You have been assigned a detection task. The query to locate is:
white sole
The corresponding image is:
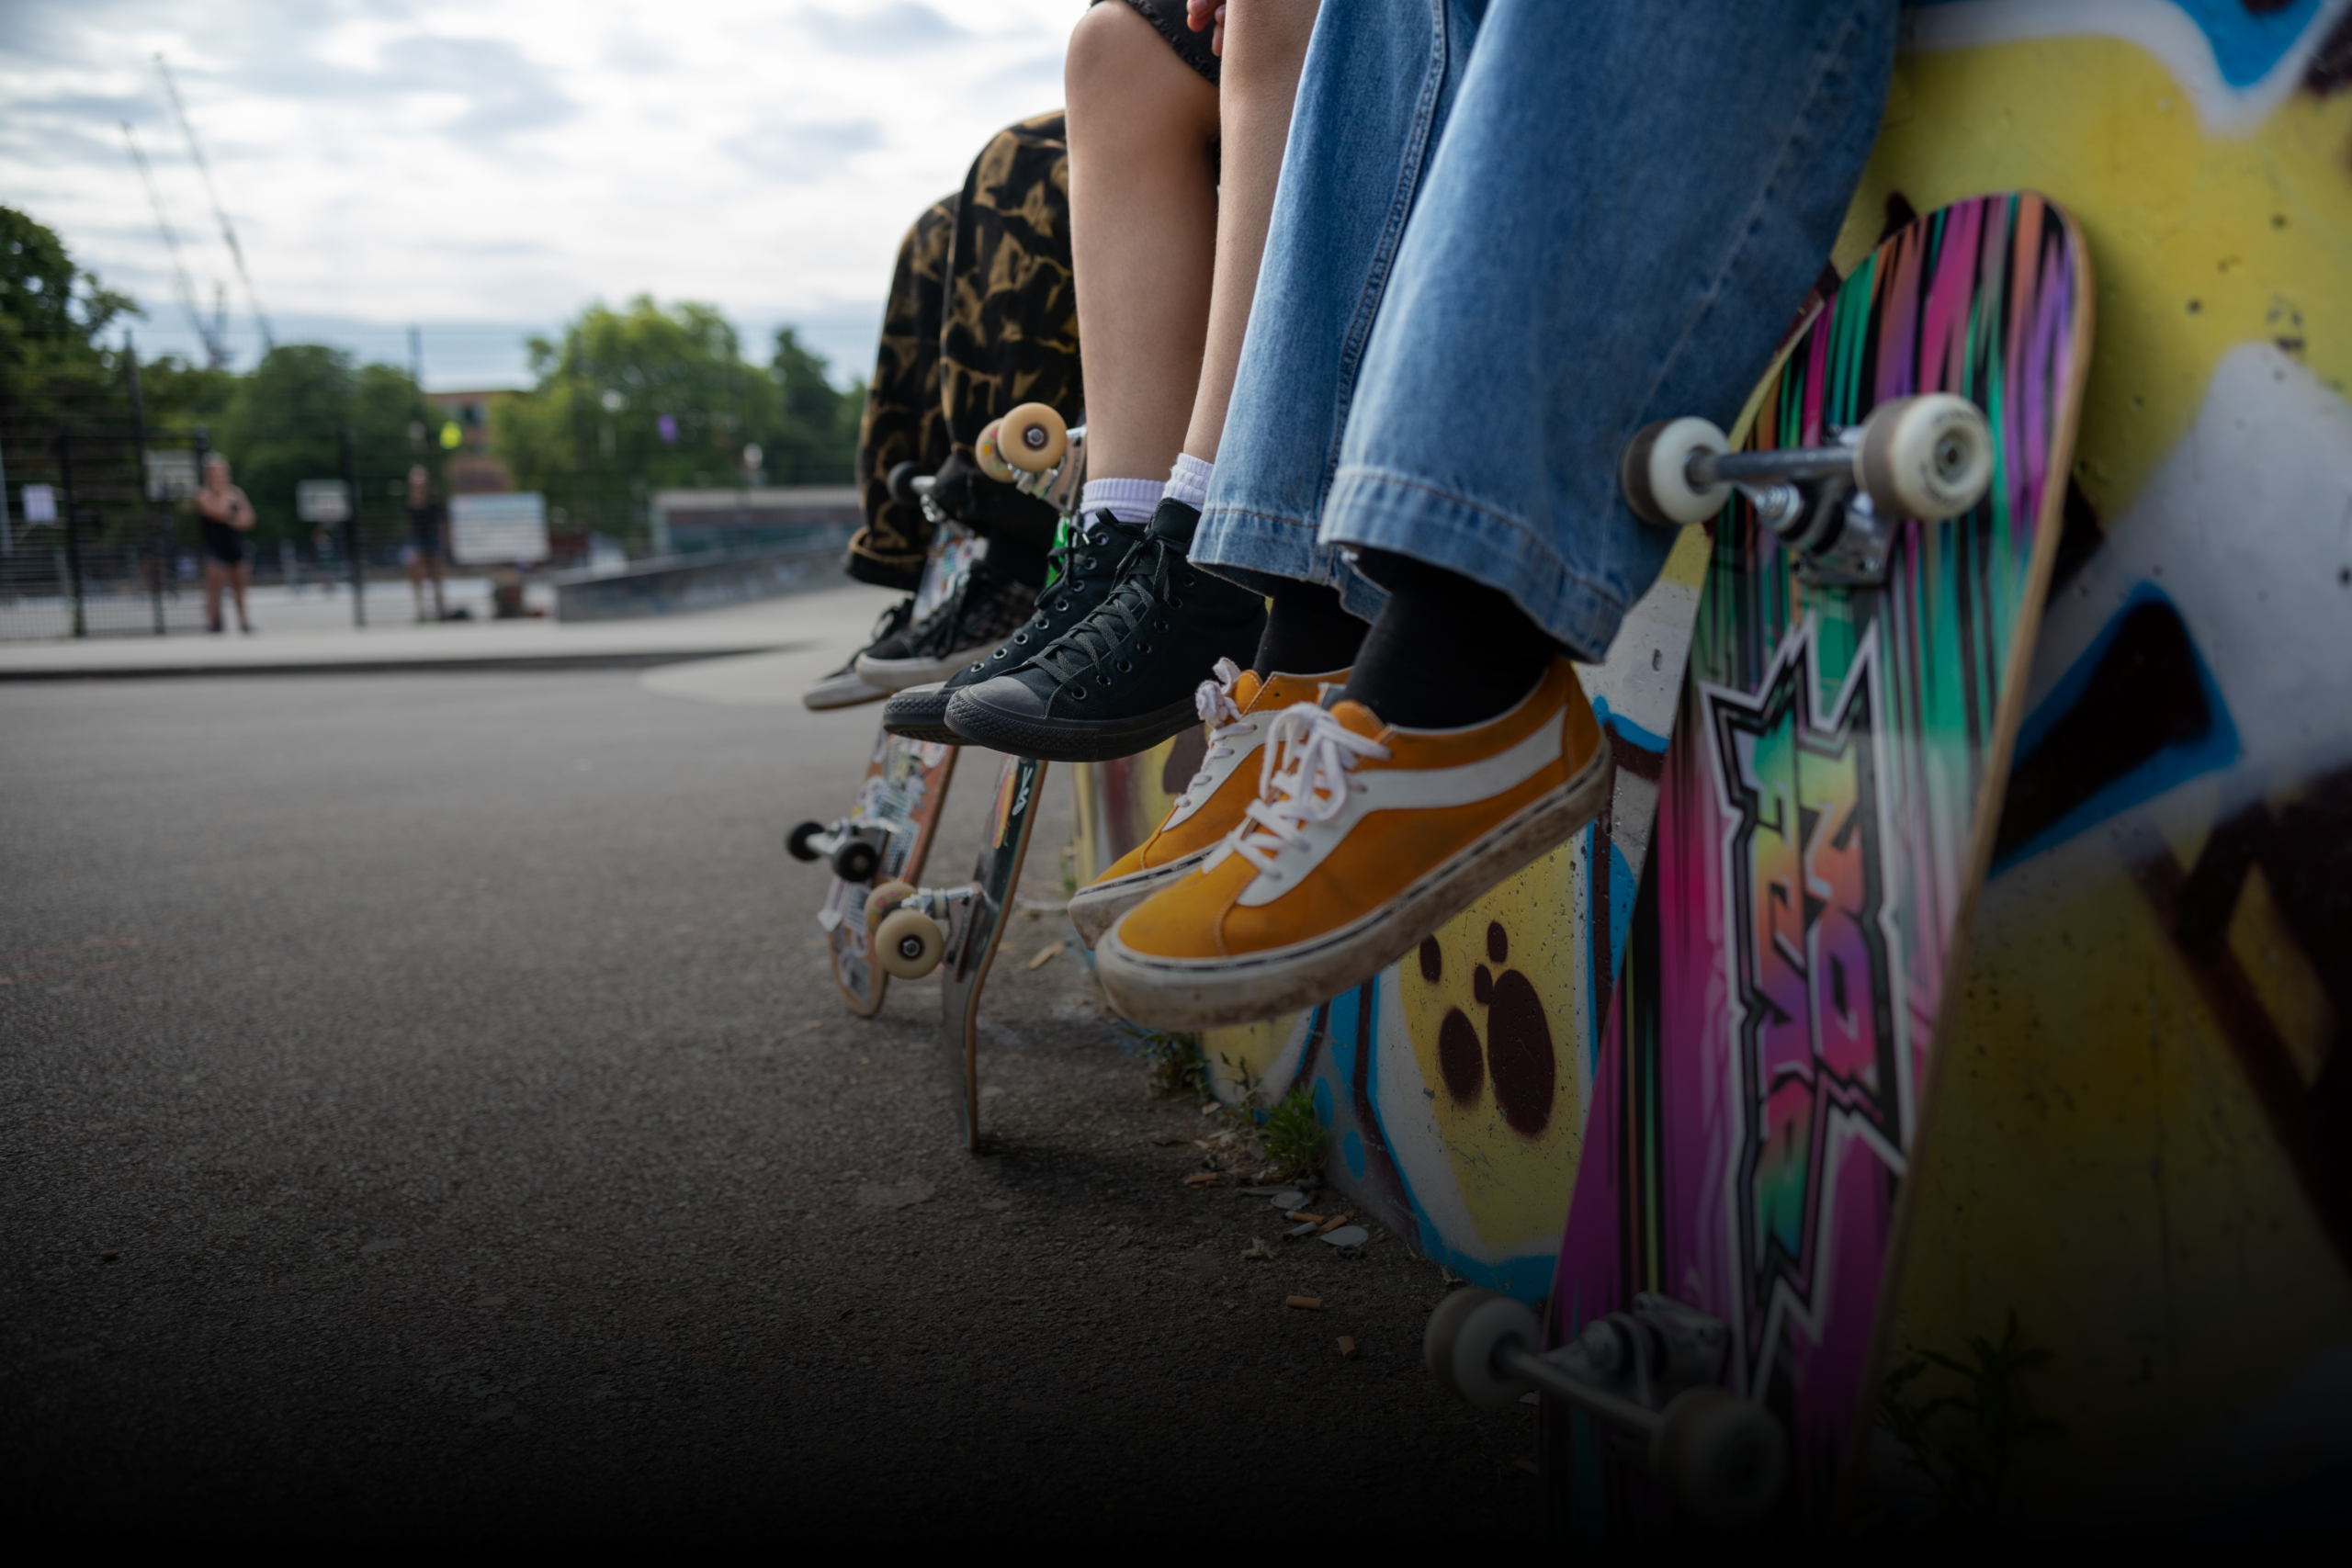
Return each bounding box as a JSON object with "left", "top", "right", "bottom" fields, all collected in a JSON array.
[
  {"left": 854, "top": 647, "right": 982, "bottom": 693},
  {"left": 1066, "top": 847, "right": 1214, "bottom": 948},
  {"left": 1095, "top": 737, "right": 1613, "bottom": 1030},
  {"left": 802, "top": 671, "right": 891, "bottom": 710}
]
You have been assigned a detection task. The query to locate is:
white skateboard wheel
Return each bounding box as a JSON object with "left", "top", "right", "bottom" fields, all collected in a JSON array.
[
  {"left": 1622, "top": 418, "right": 1732, "bottom": 527},
  {"left": 1857, "top": 393, "right": 1991, "bottom": 521},
  {"left": 864, "top": 880, "right": 915, "bottom": 924},
  {"left": 874, "top": 907, "right": 945, "bottom": 979},
  {"left": 999, "top": 402, "right": 1067, "bottom": 473},
  {"left": 1423, "top": 1288, "right": 1538, "bottom": 1411},
  {"left": 1650, "top": 1386, "right": 1787, "bottom": 1524},
  {"left": 974, "top": 421, "right": 1017, "bottom": 484}
]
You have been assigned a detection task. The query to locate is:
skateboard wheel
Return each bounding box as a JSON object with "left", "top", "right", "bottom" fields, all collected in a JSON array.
[
  {"left": 1622, "top": 418, "right": 1732, "bottom": 527},
  {"left": 874, "top": 908, "right": 945, "bottom": 979},
  {"left": 864, "top": 880, "right": 915, "bottom": 923},
  {"left": 831, "top": 839, "right": 880, "bottom": 884},
  {"left": 1857, "top": 393, "right": 1992, "bottom": 521},
  {"left": 1650, "top": 1385, "right": 1787, "bottom": 1525},
  {"left": 998, "top": 402, "right": 1067, "bottom": 473},
  {"left": 786, "top": 820, "right": 826, "bottom": 862},
  {"left": 1423, "top": 1288, "right": 1538, "bottom": 1411},
  {"left": 886, "top": 461, "right": 928, "bottom": 506},
  {"left": 975, "top": 421, "right": 1017, "bottom": 484}
]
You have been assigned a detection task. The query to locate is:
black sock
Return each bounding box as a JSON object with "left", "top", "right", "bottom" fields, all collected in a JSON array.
[
  {"left": 1343, "top": 564, "right": 1556, "bottom": 729},
  {"left": 981, "top": 530, "right": 1049, "bottom": 592},
  {"left": 1253, "top": 580, "right": 1369, "bottom": 678}
]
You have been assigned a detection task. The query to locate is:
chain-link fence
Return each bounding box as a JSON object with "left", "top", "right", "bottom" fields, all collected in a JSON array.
[{"left": 2, "top": 353, "right": 468, "bottom": 642}]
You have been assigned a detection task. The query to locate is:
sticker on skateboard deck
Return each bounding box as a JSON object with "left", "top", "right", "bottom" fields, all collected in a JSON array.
[
  {"left": 868, "top": 753, "right": 1048, "bottom": 1150},
  {"left": 1476, "top": 192, "right": 2091, "bottom": 1539},
  {"left": 786, "top": 523, "right": 980, "bottom": 1017}
]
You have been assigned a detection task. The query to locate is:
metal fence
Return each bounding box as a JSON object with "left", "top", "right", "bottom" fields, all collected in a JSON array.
[{"left": 1, "top": 356, "right": 466, "bottom": 643}]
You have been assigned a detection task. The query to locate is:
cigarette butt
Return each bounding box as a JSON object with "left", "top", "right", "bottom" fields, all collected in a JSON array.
[
  {"left": 1338, "top": 1336, "right": 1358, "bottom": 1359},
  {"left": 1183, "top": 1172, "right": 1224, "bottom": 1187},
  {"left": 1025, "top": 940, "right": 1066, "bottom": 971},
  {"left": 1286, "top": 1294, "right": 1324, "bottom": 1311},
  {"left": 1292, "top": 1212, "right": 1327, "bottom": 1225},
  {"left": 1317, "top": 1213, "right": 1353, "bottom": 1233}
]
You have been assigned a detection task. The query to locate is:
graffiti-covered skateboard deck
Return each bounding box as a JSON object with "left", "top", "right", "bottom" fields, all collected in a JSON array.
[
  {"left": 787, "top": 526, "right": 981, "bottom": 1016},
  {"left": 1546, "top": 192, "right": 2092, "bottom": 1543}
]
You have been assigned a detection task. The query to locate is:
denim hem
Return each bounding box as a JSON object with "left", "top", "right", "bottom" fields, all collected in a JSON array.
[
  {"left": 1194, "top": 504, "right": 1390, "bottom": 623},
  {"left": 1318, "top": 466, "right": 1633, "bottom": 662}
]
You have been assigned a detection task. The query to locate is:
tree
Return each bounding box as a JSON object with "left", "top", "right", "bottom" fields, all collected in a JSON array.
[
  {"left": 209, "top": 344, "right": 435, "bottom": 544},
  {"left": 1, "top": 205, "right": 137, "bottom": 398},
  {"left": 496, "top": 297, "right": 861, "bottom": 542}
]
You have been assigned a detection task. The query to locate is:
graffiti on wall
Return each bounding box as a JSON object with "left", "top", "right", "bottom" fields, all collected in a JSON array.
[{"left": 1854, "top": 0, "right": 2352, "bottom": 1523}]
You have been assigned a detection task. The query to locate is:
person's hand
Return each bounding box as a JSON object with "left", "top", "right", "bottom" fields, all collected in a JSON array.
[{"left": 1184, "top": 0, "right": 1226, "bottom": 56}]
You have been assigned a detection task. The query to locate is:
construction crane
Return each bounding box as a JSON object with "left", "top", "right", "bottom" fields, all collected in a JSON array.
[
  {"left": 120, "top": 119, "right": 228, "bottom": 368},
  {"left": 155, "top": 54, "right": 275, "bottom": 355}
]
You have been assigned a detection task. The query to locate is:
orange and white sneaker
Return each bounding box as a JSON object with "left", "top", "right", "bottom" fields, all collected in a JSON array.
[
  {"left": 1067, "top": 659, "right": 1342, "bottom": 948},
  {"left": 1095, "top": 658, "right": 1611, "bottom": 1029}
]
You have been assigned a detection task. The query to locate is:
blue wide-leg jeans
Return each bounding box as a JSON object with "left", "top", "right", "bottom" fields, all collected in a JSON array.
[{"left": 1193, "top": 0, "right": 1900, "bottom": 661}]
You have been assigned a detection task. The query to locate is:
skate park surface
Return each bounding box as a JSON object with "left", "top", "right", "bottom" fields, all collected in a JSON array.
[{"left": 0, "top": 592, "right": 1543, "bottom": 1547}]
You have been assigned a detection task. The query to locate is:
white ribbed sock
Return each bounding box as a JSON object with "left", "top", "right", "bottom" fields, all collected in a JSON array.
[
  {"left": 1078, "top": 478, "right": 1160, "bottom": 526},
  {"left": 1163, "top": 453, "right": 1214, "bottom": 511}
]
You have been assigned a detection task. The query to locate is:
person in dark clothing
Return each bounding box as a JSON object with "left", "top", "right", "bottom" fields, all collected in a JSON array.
[
  {"left": 196, "top": 451, "right": 255, "bottom": 635},
  {"left": 404, "top": 464, "right": 449, "bottom": 622}
]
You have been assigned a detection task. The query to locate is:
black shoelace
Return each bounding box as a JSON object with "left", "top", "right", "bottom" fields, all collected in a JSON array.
[{"left": 1030, "top": 529, "right": 1194, "bottom": 694}]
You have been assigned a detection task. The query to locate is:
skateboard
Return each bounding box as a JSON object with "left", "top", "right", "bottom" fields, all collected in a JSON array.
[
  {"left": 1427, "top": 192, "right": 2093, "bottom": 1536},
  {"left": 865, "top": 753, "right": 1050, "bottom": 1150},
  {"left": 787, "top": 517, "right": 974, "bottom": 1016},
  {"left": 788, "top": 407, "right": 1082, "bottom": 1018}
]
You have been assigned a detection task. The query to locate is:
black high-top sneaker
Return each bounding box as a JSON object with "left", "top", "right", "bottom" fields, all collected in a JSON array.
[
  {"left": 945, "top": 499, "right": 1267, "bottom": 762},
  {"left": 882, "top": 511, "right": 1147, "bottom": 743},
  {"left": 802, "top": 594, "right": 914, "bottom": 710},
  {"left": 854, "top": 556, "right": 1038, "bottom": 694}
]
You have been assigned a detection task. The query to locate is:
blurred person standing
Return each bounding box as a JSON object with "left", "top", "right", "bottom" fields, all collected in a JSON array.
[
  {"left": 403, "top": 464, "right": 448, "bottom": 621},
  {"left": 196, "top": 452, "right": 255, "bottom": 634}
]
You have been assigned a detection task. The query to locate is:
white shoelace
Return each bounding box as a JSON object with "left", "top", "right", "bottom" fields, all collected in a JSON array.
[
  {"left": 1223, "top": 702, "right": 1391, "bottom": 882},
  {"left": 1173, "top": 659, "right": 1254, "bottom": 812}
]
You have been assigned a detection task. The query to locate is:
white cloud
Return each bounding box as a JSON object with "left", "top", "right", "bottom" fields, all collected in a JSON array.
[{"left": 0, "top": 0, "right": 1084, "bottom": 385}]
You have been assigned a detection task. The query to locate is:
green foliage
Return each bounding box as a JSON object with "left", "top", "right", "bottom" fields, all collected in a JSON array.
[
  {"left": 209, "top": 346, "right": 432, "bottom": 543},
  {"left": 1, "top": 205, "right": 137, "bottom": 393},
  {"left": 494, "top": 298, "right": 861, "bottom": 543},
  {"left": 1259, "top": 1085, "right": 1324, "bottom": 1180},
  {"left": 1878, "top": 1308, "right": 2061, "bottom": 1535},
  {"left": 1126, "top": 1025, "right": 1210, "bottom": 1100}
]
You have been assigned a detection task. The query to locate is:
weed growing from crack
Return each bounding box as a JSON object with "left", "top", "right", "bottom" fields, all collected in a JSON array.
[
  {"left": 1122, "top": 1024, "right": 1209, "bottom": 1101},
  {"left": 1876, "top": 1308, "right": 2061, "bottom": 1537},
  {"left": 1259, "top": 1085, "right": 1324, "bottom": 1179}
]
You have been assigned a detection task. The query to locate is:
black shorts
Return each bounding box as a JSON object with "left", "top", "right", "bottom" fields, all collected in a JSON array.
[
  {"left": 200, "top": 520, "right": 244, "bottom": 567},
  {"left": 1095, "top": 0, "right": 1218, "bottom": 87}
]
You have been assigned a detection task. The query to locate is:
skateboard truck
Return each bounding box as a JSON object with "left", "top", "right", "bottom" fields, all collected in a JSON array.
[
  {"left": 975, "top": 404, "right": 1086, "bottom": 507},
  {"left": 1425, "top": 1288, "right": 1788, "bottom": 1525},
  {"left": 1622, "top": 393, "right": 1993, "bottom": 586},
  {"left": 864, "top": 883, "right": 987, "bottom": 983},
  {"left": 785, "top": 818, "right": 891, "bottom": 886}
]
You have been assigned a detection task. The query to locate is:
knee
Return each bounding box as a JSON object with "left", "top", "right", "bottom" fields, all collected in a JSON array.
[{"left": 1065, "top": 1, "right": 1165, "bottom": 109}]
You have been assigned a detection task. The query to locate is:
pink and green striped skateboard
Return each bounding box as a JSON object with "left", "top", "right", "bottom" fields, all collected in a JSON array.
[{"left": 1426, "top": 193, "right": 2093, "bottom": 1539}]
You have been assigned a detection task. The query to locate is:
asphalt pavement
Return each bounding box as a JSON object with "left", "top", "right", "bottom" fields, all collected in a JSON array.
[{"left": 0, "top": 636, "right": 1543, "bottom": 1546}]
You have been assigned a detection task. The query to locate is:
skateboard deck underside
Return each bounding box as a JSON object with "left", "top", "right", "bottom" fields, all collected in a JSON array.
[
  {"left": 944, "top": 753, "right": 1046, "bottom": 1150},
  {"left": 824, "top": 733, "right": 957, "bottom": 1016},
  {"left": 1549, "top": 192, "right": 2090, "bottom": 1542},
  {"left": 823, "top": 525, "right": 980, "bottom": 1017}
]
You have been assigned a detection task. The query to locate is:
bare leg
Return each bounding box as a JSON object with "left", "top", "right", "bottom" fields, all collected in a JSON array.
[
  {"left": 427, "top": 555, "right": 447, "bottom": 617},
  {"left": 1064, "top": 0, "right": 1220, "bottom": 483},
  {"left": 408, "top": 553, "right": 426, "bottom": 615},
  {"left": 231, "top": 562, "right": 253, "bottom": 631},
  {"left": 1183, "top": 0, "right": 1320, "bottom": 461},
  {"left": 203, "top": 559, "right": 224, "bottom": 629}
]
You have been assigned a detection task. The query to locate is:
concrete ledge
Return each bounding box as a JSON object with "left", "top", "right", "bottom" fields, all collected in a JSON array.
[{"left": 550, "top": 536, "right": 852, "bottom": 622}]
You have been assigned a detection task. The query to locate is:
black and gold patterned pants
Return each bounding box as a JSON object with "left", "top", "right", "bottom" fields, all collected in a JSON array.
[{"left": 848, "top": 111, "right": 1083, "bottom": 591}]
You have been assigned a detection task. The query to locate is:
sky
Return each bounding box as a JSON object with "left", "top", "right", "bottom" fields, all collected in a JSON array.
[{"left": 1, "top": 0, "right": 1086, "bottom": 389}]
